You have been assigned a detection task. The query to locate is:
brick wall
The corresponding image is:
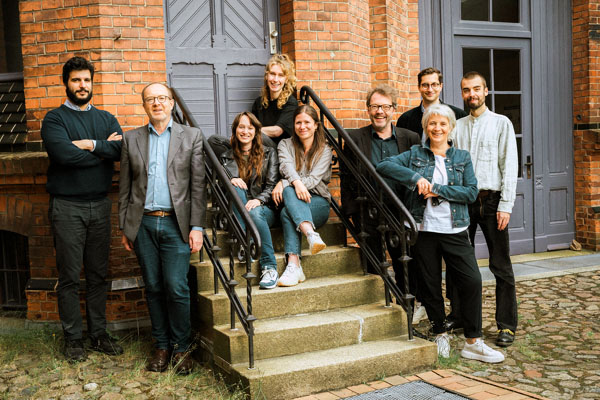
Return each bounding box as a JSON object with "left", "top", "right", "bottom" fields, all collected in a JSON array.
[
  {"left": 280, "top": 0, "right": 419, "bottom": 127},
  {"left": 17, "top": 0, "right": 169, "bottom": 323},
  {"left": 572, "top": 0, "right": 600, "bottom": 250}
]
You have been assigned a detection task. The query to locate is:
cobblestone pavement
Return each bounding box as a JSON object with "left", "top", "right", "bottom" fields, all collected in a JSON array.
[
  {"left": 436, "top": 270, "right": 600, "bottom": 400},
  {"left": 0, "top": 269, "right": 598, "bottom": 400}
]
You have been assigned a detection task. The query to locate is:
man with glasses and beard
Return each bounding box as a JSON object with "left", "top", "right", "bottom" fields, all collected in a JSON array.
[{"left": 42, "top": 56, "right": 123, "bottom": 362}]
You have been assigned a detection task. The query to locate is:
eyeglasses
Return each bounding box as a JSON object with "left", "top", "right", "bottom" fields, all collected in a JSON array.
[
  {"left": 420, "top": 83, "right": 441, "bottom": 90},
  {"left": 144, "top": 95, "right": 172, "bottom": 104},
  {"left": 368, "top": 104, "right": 394, "bottom": 112}
]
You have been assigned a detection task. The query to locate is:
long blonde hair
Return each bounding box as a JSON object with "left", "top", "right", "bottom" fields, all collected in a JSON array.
[
  {"left": 260, "top": 53, "right": 297, "bottom": 109},
  {"left": 292, "top": 105, "right": 327, "bottom": 172}
]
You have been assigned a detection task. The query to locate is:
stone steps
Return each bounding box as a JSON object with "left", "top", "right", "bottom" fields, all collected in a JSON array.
[
  {"left": 193, "top": 245, "right": 361, "bottom": 291},
  {"left": 228, "top": 335, "right": 437, "bottom": 400},
  {"left": 198, "top": 273, "right": 385, "bottom": 327},
  {"left": 213, "top": 301, "right": 408, "bottom": 364}
]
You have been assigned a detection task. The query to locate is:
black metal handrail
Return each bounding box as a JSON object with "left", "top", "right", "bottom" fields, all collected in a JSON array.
[
  {"left": 171, "top": 88, "right": 260, "bottom": 368},
  {"left": 299, "top": 86, "right": 419, "bottom": 339}
]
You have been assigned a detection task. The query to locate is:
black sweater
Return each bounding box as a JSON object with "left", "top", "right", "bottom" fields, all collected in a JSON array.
[
  {"left": 251, "top": 95, "right": 298, "bottom": 144},
  {"left": 41, "top": 105, "right": 122, "bottom": 200}
]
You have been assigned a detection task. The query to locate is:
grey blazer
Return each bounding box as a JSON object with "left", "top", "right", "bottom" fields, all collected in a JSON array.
[{"left": 118, "top": 121, "right": 206, "bottom": 242}]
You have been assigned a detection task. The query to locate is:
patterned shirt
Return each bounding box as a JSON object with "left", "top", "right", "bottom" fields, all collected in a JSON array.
[{"left": 453, "top": 108, "right": 518, "bottom": 213}]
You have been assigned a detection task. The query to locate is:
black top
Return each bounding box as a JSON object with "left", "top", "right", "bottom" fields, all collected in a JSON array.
[
  {"left": 251, "top": 94, "right": 298, "bottom": 144},
  {"left": 397, "top": 102, "right": 468, "bottom": 140},
  {"left": 41, "top": 105, "right": 122, "bottom": 200}
]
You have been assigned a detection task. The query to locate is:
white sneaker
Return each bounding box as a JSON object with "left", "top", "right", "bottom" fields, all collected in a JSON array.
[
  {"left": 259, "top": 267, "right": 278, "bottom": 290},
  {"left": 277, "top": 263, "right": 306, "bottom": 287},
  {"left": 412, "top": 305, "right": 427, "bottom": 324},
  {"left": 461, "top": 338, "right": 505, "bottom": 363},
  {"left": 307, "top": 231, "right": 326, "bottom": 255},
  {"left": 434, "top": 333, "right": 451, "bottom": 358}
]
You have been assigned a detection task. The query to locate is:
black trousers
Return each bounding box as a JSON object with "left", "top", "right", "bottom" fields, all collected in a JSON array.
[
  {"left": 351, "top": 213, "right": 419, "bottom": 299},
  {"left": 413, "top": 230, "right": 482, "bottom": 338},
  {"left": 466, "top": 191, "right": 518, "bottom": 332},
  {"left": 49, "top": 197, "right": 112, "bottom": 340}
]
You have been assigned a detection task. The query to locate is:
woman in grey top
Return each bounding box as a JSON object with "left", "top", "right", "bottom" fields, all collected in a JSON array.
[{"left": 272, "top": 104, "right": 332, "bottom": 287}]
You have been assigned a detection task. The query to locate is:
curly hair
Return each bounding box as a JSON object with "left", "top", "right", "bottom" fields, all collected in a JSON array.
[
  {"left": 292, "top": 105, "right": 327, "bottom": 172},
  {"left": 62, "top": 56, "right": 94, "bottom": 85},
  {"left": 260, "top": 53, "right": 297, "bottom": 110},
  {"left": 230, "top": 112, "right": 264, "bottom": 183}
]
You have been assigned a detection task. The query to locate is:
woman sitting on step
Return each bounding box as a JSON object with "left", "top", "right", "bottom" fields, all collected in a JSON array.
[
  {"left": 272, "top": 104, "right": 332, "bottom": 287},
  {"left": 218, "top": 112, "right": 281, "bottom": 290},
  {"left": 376, "top": 104, "right": 505, "bottom": 364}
]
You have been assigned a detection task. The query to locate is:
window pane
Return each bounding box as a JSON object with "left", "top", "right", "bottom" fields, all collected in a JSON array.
[
  {"left": 493, "top": 50, "right": 520, "bottom": 91},
  {"left": 461, "top": 0, "right": 489, "bottom": 21},
  {"left": 462, "top": 48, "right": 491, "bottom": 88},
  {"left": 492, "top": 0, "right": 519, "bottom": 23},
  {"left": 494, "top": 94, "right": 521, "bottom": 134}
]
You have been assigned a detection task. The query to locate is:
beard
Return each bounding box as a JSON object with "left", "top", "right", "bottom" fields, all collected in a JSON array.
[
  {"left": 66, "top": 87, "right": 92, "bottom": 106},
  {"left": 466, "top": 96, "right": 485, "bottom": 110}
]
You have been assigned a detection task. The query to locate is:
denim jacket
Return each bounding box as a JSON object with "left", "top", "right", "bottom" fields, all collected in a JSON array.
[{"left": 376, "top": 141, "right": 478, "bottom": 228}]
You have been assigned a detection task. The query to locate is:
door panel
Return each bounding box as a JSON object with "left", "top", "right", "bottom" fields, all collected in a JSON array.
[
  {"left": 164, "top": 0, "right": 279, "bottom": 137},
  {"left": 455, "top": 37, "right": 534, "bottom": 256}
]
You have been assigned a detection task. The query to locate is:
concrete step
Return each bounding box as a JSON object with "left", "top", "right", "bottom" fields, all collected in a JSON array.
[
  {"left": 198, "top": 273, "right": 385, "bottom": 327},
  {"left": 227, "top": 335, "right": 437, "bottom": 400},
  {"left": 198, "top": 221, "right": 348, "bottom": 257},
  {"left": 193, "top": 245, "right": 362, "bottom": 291},
  {"left": 213, "top": 301, "right": 408, "bottom": 364}
]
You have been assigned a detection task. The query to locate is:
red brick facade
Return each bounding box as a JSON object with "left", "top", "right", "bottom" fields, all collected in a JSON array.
[
  {"left": 5, "top": 1, "right": 599, "bottom": 323},
  {"left": 572, "top": 0, "right": 600, "bottom": 250}
]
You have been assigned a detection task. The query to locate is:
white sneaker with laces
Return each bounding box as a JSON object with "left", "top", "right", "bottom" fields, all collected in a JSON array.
[
  {"left": 307, "top": 231, "right": 326, "bottom": 255},
  {"left": 461, "top": 338, "right": 505, "bottom": 363},
  {"left": 277, "top": 263, "right": 306, "bottom": 287},
  {"left": 259, "top": 267, "right": 278, "bottom": 290},
  {"left": 412, "top": 304, "right": 427, "bottom": 324},
  {"left": 434, "top": 333, "right": 451, "bottom": 358}
]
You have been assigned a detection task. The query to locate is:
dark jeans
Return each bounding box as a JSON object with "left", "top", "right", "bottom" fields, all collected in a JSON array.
[
  {"left": 413, "top": 230, "right": 482, "bottom": 338},
  {"left": 49, "top": 196, "right": 112, "bottom": 340},
  {"left": 467, "top": 191, "right": 518, "bottom": 332},
  {"left": 350, "top": 212, "right": 418, "bottom": 300},
  {"left": 233, "top": 187, "right": 278, "bottom": 268},
  {"left": 134, "top": 215, "right": 192, "bottom": 353}
]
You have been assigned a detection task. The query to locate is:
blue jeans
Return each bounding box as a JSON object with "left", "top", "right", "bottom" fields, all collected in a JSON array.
[
  {"left": 280, "top": 186, "right": 330, "bottom": 256},
  {"left": 134, "top": 215, "right": 192, "bottom": 353},
  {"left": 233, "top": 187, "right": 277, "bottom": 268}
]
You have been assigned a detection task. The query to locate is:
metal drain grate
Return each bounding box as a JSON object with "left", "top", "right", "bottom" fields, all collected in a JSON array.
[{"left": 345, "top": 380, "right": 469, "bottom": 400}]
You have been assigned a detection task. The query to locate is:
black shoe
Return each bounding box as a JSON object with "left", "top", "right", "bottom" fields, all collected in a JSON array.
[
  {"left": 496, "top": 329, "right": 515, "bottom": 347},
  {"left": 89, "top": 334, "right": 124, "bottom": 355},
  {"left": 64, "top": 338, "right": 87, "bottom": 362},
  {"left": 444, "top": 318, "right": 464, "bottom": 332}
]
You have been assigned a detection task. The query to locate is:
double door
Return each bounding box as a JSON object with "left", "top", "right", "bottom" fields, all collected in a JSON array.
[
  {"left": 163, "top": 0, "right": 280, "bottom": 137},
  {"left": 420, "top": 0, "right": 574, "bottom": 255}
]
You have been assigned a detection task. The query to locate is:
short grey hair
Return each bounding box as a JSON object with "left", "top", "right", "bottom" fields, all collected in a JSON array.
[{"left": 421, "top": 104, "right": 457, "bottom": 132}]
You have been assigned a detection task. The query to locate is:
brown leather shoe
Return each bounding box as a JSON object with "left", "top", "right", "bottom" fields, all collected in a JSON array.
[
  {"left": 171, "top": 351, "right": 194, "bottom": 375},
  {"left": 147, "top": 349, "right": 170, "bottom": 372}
]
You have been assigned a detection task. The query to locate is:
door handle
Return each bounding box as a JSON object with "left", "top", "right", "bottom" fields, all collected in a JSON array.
[
  {"left": 269, "top": 22, "right": 278, "bottom": 54},
  {"left": 524, "top": 155, "right": 532, "bottom": 179}
]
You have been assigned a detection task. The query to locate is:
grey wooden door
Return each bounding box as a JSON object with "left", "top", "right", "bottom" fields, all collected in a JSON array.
[
  {"left": 419, "top": 0, "right": 574, "bottom": 255},
  {"left": 163, "top": 0, "right": 280, "bottom": 137}
]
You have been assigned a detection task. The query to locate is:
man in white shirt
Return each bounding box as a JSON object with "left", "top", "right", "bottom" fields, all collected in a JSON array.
[{"left": 453, "top": 71, "right": 518, "bottom": 347}]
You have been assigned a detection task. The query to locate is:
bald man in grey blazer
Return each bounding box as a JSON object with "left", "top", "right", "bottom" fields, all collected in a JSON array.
[{"left": 119, "top": 82, "right": 206, "bottom": 375}]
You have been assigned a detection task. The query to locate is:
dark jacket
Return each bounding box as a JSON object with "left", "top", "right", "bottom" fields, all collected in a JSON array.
[
  {"left": 340, "top": 124, "right": 420, "bottom": 216},
  {"left": 219, "top": 146, "right": 280, "bottom": 207},
  {"left": 396, "top": 102, "right": 468, "bottom": 140},
  {"left": 376, "top": 141, "right": 478, "bottom": 228}
]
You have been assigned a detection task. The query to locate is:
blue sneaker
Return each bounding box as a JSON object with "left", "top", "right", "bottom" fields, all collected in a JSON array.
[{"left": 259, "top": 267, "right": 278, "bottom": 289}]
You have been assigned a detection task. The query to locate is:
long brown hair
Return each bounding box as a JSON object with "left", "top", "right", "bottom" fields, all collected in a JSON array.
[
  {"left": 292, "top": 104, "right": 327, "bottom": 172},
  {"left": 260, "top": 53, "right": 297, "bottom": 109},
  {"left": 230, "top": 112, "right": 264, "bottom": 182}
]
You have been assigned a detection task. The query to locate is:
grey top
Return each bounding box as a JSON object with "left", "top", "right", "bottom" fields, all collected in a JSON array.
[{"left": 277, "top": 138, "right": 332, "bottom": 201}]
